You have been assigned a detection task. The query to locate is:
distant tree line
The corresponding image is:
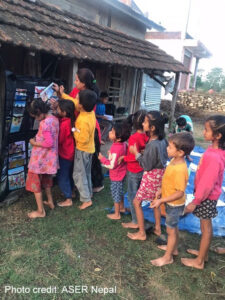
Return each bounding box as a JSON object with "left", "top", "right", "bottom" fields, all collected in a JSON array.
[{"left": 192, "top": 67, "right": 225, "bottom": 93}]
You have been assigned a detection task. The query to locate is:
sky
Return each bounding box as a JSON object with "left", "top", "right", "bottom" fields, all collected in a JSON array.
[{"left": 135, "top": 0, "right": 225, "bottom": 73}]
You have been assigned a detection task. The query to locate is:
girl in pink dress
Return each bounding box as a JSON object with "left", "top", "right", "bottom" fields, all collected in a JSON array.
[{"left": 26, "top": 99, "right": 59, "bottom": 219}]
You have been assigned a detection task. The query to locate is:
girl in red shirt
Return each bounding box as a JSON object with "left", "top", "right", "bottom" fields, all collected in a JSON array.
[
  {"left": 57, "top": 100, "right": 75, "bottom": 207},
  {"left": 118, "top": 110, "right": 148, "bottom": 228}
]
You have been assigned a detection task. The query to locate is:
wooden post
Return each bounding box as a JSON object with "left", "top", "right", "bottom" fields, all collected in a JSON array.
[
  {"left": 169, "top": 72, "right": 181, "bottom": 131},
  {"left": 129, "top": 68, "right": 137, "bottom": 114},
  {"left": 135, "top": 70, "right": 143, "bottom": 112},
  {"left": 68, "top": 59, "right": 78, "bottom": 92},
  {"left": 23, "top": 51, "right": 41, "bottom": 77},
  {"left": 192, "top": 57, "right": 199, "bottom": 90}
]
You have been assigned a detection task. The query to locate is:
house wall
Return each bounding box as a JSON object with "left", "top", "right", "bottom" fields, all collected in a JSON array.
[
  {"left": 44, "top": 0, "right": 146, "bottom": 39},
  {"left": 86, "top": 62, "right": 138, "bottom": 113}
]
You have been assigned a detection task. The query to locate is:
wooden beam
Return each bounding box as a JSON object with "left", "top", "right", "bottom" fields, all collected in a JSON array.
[
  {"left": 68, "top": 59, "right": 78, "bottom": 92},
  {"left": 169, "top": 72, "right": 181, "bottom": 131},
  {"left": 191, "top": 57, "right": 200, "bottom": 90}
]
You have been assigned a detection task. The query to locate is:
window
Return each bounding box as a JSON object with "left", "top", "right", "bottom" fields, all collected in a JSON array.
[{"left": 108, "top": 73, "right": 122, "bottom": 103}]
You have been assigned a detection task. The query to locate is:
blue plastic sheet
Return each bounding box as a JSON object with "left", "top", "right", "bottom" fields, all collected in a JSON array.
[{"left": 124, "top": 146, "right": 225, "bottom": 237}]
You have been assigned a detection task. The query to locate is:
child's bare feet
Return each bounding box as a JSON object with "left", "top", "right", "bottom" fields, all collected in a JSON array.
[
  {"left": 28, "top": 210, "right": 46, "bottom": 219},
  {"left": 186, "top": 249, "right": 208, "bottom": 261},
  {"left": 57, "top": 199, "right": 73, "bottom": 207},
  {"left": 79, "top": 201, "right": 92, "bottom": 210},
  {"left": 157, "top": 245, "right": 179, "bottom": 255},
  {"left": 122, "top": 222, "right": 139, "bottom": 229},
  {"left": 120, "top": 208, "right": 126, "bottom": 213},
  {"left": 154, "top": 228, "right": 161, "bottom": 236},
  {"left": 151, "top": 256, "right": 173, "bottom": 266},
  {"left": 212, "top": 247, "right": 225, "bottom": 254},
  {"left": 127, "top": 232, "right": 146, "bottom": 240},
  {"left": 107, "top": 213, "right": 121, "bottom": 220},
  {"left": 181, "top": 257, "right": 204, "bottom": 269},
  {"left": 43, "top": 201, "right": 55, "bottom": 209}
]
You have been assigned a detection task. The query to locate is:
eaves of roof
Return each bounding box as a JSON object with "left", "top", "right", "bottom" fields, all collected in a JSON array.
[{"left": 0, "top": 0, "right": 188, "bottom": 74}]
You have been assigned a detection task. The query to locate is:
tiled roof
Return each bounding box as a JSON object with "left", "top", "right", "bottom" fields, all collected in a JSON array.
[{"left": 0, "top": 0, "right": 188, "bottom": 73}]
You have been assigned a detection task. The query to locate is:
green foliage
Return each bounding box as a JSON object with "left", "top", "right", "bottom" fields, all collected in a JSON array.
[{"left": 197, "top": 67, "right": 225, "bottom": 92}]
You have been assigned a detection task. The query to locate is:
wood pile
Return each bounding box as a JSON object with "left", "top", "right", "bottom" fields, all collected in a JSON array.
[{"left": 177, "top": 92, "right": 225, "bottom": 112}]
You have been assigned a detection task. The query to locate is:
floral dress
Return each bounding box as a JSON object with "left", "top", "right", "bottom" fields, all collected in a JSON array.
[{"left": 28, "top": 115, "right": 59, "bottom": 174}]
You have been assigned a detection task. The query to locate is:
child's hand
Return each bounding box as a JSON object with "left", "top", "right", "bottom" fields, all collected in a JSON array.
[
  {"left": 117, "top": 156, "right": 124, "bottom": 165},
  {"left": 155, "top": 189, "right": 162, "bottom": 200},
  {"left": 129, "top": 143, "right": 138, "bottom": 155},
  {"left": 29, "top": 138, "right": 36, "bottom": 146},
  {"left": 98, "top": 153, "right": 103, "bottom": 160},
  {"left": 184, "top": 203, "right": 196, "bottom": 214},
  {"left": 59, "top": 85, "right": 65, "bottom": 96},
  {"left": 52, "top": 83, "right": 59, "bottom": 92},
  {"left": 150, "top": 199, "right": 161, "bottom": 209},
  {"left": 49, "top": 97, "right": 58, "bottom": 110}
]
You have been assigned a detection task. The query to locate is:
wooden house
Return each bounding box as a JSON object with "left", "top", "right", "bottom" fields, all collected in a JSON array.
[{"left": 0, "top": 0, "right": 188, "bottom": 149}]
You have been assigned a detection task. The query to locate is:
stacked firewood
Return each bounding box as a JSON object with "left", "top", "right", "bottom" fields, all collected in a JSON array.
[{"left": 177, "top": 92, "right": 225, "bottom": 112}]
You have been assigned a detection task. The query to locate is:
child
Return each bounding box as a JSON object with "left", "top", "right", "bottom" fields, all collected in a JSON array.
[
  {"left": 128, "top": 111, "right": 168, "bottom": 240},
  {"left": 99, "top": 123, "right": 130, "bottom": 220},
  {"left": 26, "top": 99, "right": 59, "bottom": 218},
  {"left": 56, "top": 100, "right": 75, "bottom": 207},
  {"left": 118, "top": 110, "right": 149, "bottom": 228},
  {"left": 176, "top": 115, "right": 193, "bottom": 133},
  {"left": 53, "top": 69, "right": 104, "bottom": 193},
  {"left": 150, "top": 132, "right": 195, "bottom": 267},
  {"left": 96, "top": 91, "right": 112, "bottom": 144},
  {"left": 181, "top": 115, "right": 225, "bottom": 269},
  {"left": 176, "top": 115, "right": 194, "bottom": 162},
  {"left": 73, "top": 89, "right": 97, "bottom": 210}
]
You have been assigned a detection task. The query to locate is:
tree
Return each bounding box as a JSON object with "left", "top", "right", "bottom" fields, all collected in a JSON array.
[{"left": 204, "top": 67, "right": 225, "bottom": 92}]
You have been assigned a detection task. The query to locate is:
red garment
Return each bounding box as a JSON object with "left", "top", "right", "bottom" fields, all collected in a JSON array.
[
  {"left": 193, "top": 146, "right": 225, "bottom": 205},
  {"left": 100, "top": 142, "right": 127, "bottom": 181},
  {"left": 124, "top": 132, "right": 149, "bottom": 173},
  {"left": 26, "top": 171, "right": 53, "bottom": 193},
  {"left": 69, "top": 87, "right": 80, "bottom": 98},
  {"left": 69, "top": 87, "right": 101, "bottom": 142},
  {"left": 58, "top": 117, "right": 75, "bottom": 161}
]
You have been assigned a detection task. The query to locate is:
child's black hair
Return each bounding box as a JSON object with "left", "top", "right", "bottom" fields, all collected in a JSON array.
[
  {"left": 112, "top": 121, "right": 131, "bottom": 142},
  {"left": 147, "top": 111, "right": 168, "bottom": 140},
  {"left": 79, "top": 89, "right": 97, "bottom": 112},
  {"left": 27, "top": 98, "right": 50, "bottom": 116},
  {"left": 100, "top": 91, "right": 109, "bottom": 99},
  {"left": 77, "top": 68, "right": 99, "bottom": 98},
  {"left": 58, "top": 100, "right": 75, "bottom": 128},
  {"left": 168, "top": 132, "right": 195, "bottom": 155},
  {"left": 176, "top": 117, "right": 187, "bottom": 127},
  {"left": 207, "top": 115, "right": 225, "bottom": 150},
  {"left": 126, "top": 109, "right": 147, "bottom": 131}
]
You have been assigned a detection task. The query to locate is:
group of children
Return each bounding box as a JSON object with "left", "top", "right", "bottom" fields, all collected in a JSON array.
[
  {"left": 99, "top": 111, "right": 225, "bottom": 269},
  {"left": 26, "top": 68, "right": 225, "bottom": 270}
]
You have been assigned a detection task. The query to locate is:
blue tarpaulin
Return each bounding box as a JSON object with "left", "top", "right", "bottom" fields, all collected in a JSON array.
[{"left": 124, "top": 146, "right": 225, "bottom": 237}]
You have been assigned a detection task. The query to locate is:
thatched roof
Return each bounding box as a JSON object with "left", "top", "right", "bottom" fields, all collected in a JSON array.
[{"left": 0, "top": 0, "right": 188, "bottom": 73}]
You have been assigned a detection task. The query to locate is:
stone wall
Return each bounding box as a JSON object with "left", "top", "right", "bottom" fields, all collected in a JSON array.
[{"left": 177, "top": 92, "right": 225, "bottom": 112}]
